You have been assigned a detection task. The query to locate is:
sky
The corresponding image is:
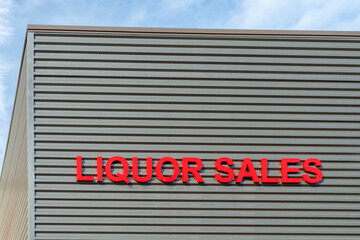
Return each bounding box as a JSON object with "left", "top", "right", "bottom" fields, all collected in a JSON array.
[{"left": 0, "top": 0, "right": 360, "bottom": 169}]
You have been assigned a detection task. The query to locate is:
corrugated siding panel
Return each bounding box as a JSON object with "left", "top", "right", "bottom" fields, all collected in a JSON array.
[
  {"left": 0, "top": 51, "right": 28, "bottom": 240},
  {"left": 31, "top": 31, "right": 360, "bottom": 239}
]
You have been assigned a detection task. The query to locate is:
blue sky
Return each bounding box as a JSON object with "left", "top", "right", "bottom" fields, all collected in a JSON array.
[{"left": 0, "top": 0, "right": 360, "bottom": 168}]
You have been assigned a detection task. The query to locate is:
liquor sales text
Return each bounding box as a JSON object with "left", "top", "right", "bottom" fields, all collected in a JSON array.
[{"left": 76, "top": 156, "right": 323, "bottom": 184}]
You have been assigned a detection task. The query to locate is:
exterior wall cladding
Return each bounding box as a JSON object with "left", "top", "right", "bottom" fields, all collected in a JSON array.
[{"left": 1, "top": 25, "right": 360, "bottom": 240}]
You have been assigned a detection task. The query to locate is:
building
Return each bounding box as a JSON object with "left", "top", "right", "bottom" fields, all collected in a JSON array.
[{"left": 0, "top": 25, "right": 359, "bottom": 240}]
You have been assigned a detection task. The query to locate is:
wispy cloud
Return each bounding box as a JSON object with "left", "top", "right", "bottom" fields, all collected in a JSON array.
[
  {"left": 225, "top": 0, "right": 360, "bottom": 30},
  {"left": 160, "top": 0, "right": 204, "bottom": 11},
  {"left": 291, "top": 0, "right": 360, "bottom": 30},
  {"left": 0, "top": 0, "right": 13, "bottom": 44},
  {"left": 0, "top": 60, "right": 10, "bottom": 159},
  {"left": 226, "top": 0, "right": 302, "bottom": 29},
  {"left": 0, "top": 0, "right": 13, "bottom": 163}
]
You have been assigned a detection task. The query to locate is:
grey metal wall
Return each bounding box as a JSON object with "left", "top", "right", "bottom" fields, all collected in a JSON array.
[
  {"left": 28, "top": 29, "right": 360, "bottom": 239},
  {"left": 0, "top": 51, "right": 28, "bottom": 240}
]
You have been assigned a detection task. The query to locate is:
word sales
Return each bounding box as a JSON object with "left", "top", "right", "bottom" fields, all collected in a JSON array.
[{"left": 76, "top": 156, "right": 323, "bottom": 184}]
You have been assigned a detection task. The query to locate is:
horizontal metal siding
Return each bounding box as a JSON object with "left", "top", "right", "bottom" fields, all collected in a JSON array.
[
  {"left": 32, "top": 31, "right": 360, "bottom": 239},
  {"left": 0, "top": 51, "right": 28, "bottom": 240}
]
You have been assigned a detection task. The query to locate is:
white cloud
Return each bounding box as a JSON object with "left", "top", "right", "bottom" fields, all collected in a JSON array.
[
  {"left": 0, "top": 0, "right": 13, "bottom": 44},
  {"left": 225, "top": 0, "right": 360, "bottom": 31},
  {"left": 161, "top": 0, "right": 204, "bottom": 11},
  {"left": 0, "top": 61, "right": 8, "bottom": 117},
  {"left": 333, "top": 14, "right": 360, "bottom": 31},
  {"left": 291, "top": 0, "right": 360, "bottom": 30},
  {"left": 226, "top": 0, "right": 304, "bottom": 29},
  {"left": 0, "top": 60, "right": 10, "bottom": 161},
  {"left": 0, "top": 0, "right": 13, "bottom": 166}
]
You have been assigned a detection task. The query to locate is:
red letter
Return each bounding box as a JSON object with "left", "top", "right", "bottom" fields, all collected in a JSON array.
[
  {"left": 132, "top": 157, "right": 153, "bottom": 183},
  {"left": 76, "top": 156, "right": 94, "bottom": 182},
  {"left": 281, "top": 158, "right": 301, "bottom": 183},
  {"left": 302, "top": 158, "right": 323, "bottom": 184},
  {"left": 261, "top": 158, "right": 279, "bottom": 183},
  {"left": 105, "top": 156, "right": 130, "bottom": 183},
  {"left": 236, "top": 158, "right": 260, "bottom": 183},
  {"left": 214, "top": 157, "right": 235, "bottom": 183},
  {"left": 155, "top": 157, "right": 180, "bottom": 183},
  {"left": 182, "top": 157, "right": 204, "bottom": 183},
  {"left": 97, "top": 156, "right": 103, "bottom": 182}
]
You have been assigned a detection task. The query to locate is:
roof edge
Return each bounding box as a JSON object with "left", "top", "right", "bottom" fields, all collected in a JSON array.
[{"left": 27, "top": 24, "right": 360, "bottom": 37}]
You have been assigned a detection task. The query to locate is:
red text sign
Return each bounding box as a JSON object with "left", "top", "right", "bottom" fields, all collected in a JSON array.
[{"left": 76, "top": 156, "right": 323, "bottom": 184}]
